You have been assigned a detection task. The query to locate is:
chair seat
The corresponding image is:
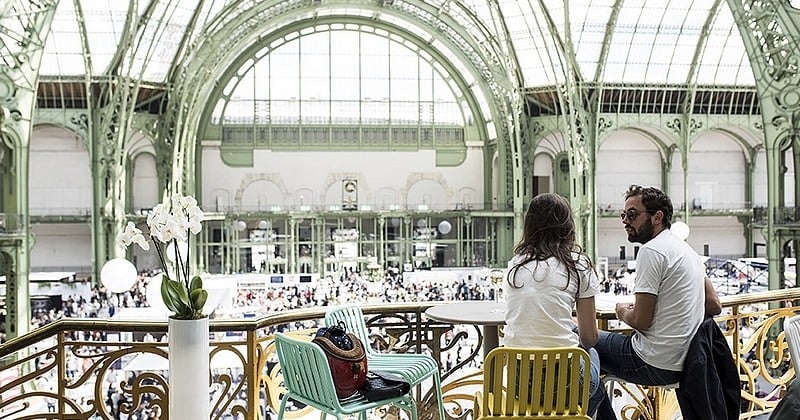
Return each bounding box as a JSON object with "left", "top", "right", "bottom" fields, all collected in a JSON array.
[
  {"left": 366, "top": 353, "right": 439, "bottom": 381},
  {"left": 288, "top": 385, "right": 414, "bottom": 416}
]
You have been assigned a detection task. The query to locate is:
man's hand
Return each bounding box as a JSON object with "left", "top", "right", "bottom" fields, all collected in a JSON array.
[
  {"left": 615, "top": 293, "right": 657, "bottom": 331},
  {"left": 615, "top": 302, "right": 634, "bottom": 320}
]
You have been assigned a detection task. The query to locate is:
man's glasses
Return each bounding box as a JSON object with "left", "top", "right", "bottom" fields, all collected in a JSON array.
[{"left": 620, "top": 208, "right": 651, "bottom": 222}]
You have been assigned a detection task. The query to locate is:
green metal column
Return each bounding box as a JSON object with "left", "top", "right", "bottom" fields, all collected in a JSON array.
[
  {"left": 0, "top": 1, "right": 58, "bottom": 339},
  {"left": 728, "top": 0, "right": 800, "bottom": 290}
]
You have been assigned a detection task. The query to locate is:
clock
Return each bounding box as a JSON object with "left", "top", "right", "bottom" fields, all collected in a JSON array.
[
  {"left": 342, "top": 179, "right": 358, "bottom": 210},
  {"left": 344, "top": 180, "right": 357, "bottom": 193}
]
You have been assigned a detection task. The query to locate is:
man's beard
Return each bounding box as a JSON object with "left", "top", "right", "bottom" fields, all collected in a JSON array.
[{"left": 628, "top": 217, "right": 655, "bottom": 244}]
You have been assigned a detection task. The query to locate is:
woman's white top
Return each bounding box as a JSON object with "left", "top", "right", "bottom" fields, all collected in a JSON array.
[{"left": 504, "top": 253, "right": 599, "bottom": 348}]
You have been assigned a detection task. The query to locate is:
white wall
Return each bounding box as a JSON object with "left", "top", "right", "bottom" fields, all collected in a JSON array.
[
  {"left": 200, "top": 148, "right": 485, "bottom": 211},
  {"left": 686, "top": 131, "right": 747, "bottom": 209},
  {"left": 595, "top": 128, "right": 753, "bottom": 259},
  {"left": 29, "top": 126, "right": 92, "bottom": 215},
  {"left": 30, "top": 223, "right": 92, "bottom": 271},
  {"left": 596, "top": 130, "right": 662, "bottom": 209}
]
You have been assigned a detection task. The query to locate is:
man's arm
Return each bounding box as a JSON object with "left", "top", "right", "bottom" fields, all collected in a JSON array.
[
  {"left": 704, "top": 276, "right": 722, "bottom": 317},
  {"left": 615, "top": 292, "right": 657, "bottom": 331},
  {"left": 575, "top": 296, "right": 598, "bottom": 348}
]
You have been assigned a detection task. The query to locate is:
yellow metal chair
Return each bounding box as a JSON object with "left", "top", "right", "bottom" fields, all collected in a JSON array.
[{"left": 473, "top": 346, "right": 591, "bottom": 420}]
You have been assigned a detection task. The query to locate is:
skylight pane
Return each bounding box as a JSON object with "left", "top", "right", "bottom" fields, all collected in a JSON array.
[
  {"left": 37, "top": 0, "right": 761, "bottom": 92},
  {"left": 41, "top": 0, "right": 85, "bottom": 76},
  {"left": 81, "top": 0, "right": 129, "bottom": 75},
  {"left": 694, "top": 6, "right": 755, "bottom": 86},
  {"left": 501, "top": 1, "right": 563, "bottom": 86},
  {"left": 571, "top": 0, "right": 614, "bottom": 80},
  {"left": 124, "top": 1, "right": 201, "bottom": 81}
]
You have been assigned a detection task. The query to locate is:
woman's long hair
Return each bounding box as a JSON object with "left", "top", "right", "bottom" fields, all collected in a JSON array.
[{"left": 507, "top": 193, "right": 594, "bottom": 292}]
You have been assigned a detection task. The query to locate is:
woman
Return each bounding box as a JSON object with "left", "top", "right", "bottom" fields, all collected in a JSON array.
[{"left": 504, "top": 193, "right": 604, "bottom": 416}]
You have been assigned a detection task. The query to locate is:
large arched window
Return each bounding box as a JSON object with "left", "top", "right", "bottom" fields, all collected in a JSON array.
[{"left": 211, "top": 25, "right": 476, "bottom": 149}]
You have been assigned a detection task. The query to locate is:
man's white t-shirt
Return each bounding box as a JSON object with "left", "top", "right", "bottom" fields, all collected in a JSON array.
[
  {"left": 504, "top": 254, "right": 600, "bottom": 348},
  {"left": 632, "top": 229, "right": 705, "bottom": 371}
]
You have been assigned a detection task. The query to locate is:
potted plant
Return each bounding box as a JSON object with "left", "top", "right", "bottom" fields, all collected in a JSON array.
[
  {"left": 119, "top": 193, "right": 207, "bottom": 319},
  {"left": 119, "top": 193, "right": 209, "bottom": 420}
]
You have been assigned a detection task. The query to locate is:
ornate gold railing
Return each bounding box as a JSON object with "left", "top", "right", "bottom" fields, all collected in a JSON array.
[{"left": 1, "top": 290, "right": 800, "bottom": 420}]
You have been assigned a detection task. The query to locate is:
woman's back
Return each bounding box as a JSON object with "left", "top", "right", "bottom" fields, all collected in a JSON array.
[{"left": 504, "top": 254, "right": 598, "bottom": 348}]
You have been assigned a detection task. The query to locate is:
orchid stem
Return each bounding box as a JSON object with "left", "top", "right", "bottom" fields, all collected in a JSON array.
[{"left": 152, "top": 239, "right": 169, "bottom": 278}]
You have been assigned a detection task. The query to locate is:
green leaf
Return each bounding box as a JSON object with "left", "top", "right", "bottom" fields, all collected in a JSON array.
[
  {"left": 160, "top": 276, "right": 191, "bottom": 315},
  {"left": 189, "top": 275, "right": 203, "bottom": 293},
  {"left": 190, "top": 288, "right": 208, "bottom": 311}
]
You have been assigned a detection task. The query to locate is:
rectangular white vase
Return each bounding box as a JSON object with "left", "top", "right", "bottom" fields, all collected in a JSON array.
[{"left": 168, "top": 317, "right": 210, "bottom": 420}]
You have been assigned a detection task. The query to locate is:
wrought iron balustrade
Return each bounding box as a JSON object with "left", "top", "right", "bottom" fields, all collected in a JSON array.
[{"left": 1, "top": 292, "right": 800, "bottom": 420}]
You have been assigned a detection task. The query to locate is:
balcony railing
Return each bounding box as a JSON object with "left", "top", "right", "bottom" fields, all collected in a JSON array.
[{"left": 2, "top": 290, "right": 800, "bottom": 420}]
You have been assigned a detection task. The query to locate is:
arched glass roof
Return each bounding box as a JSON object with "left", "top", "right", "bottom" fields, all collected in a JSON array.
[{"left": 38, "top": 0, "right": 756, "bottom": 88}]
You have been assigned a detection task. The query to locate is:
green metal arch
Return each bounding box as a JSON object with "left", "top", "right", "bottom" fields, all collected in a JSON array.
[
  {"left": 202, "top": 19, "right": 490, "bottom": 145},
  {"left": 690, "top": 126, "right": 763, "bottom": 167},
  {"left": 601, "top": 126, "right": 677, "bottom": 162},
  {"left": 167, "top": 1, "right": 519, "bottom": 199}
]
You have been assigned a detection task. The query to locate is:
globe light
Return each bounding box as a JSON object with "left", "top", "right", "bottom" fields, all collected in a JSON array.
[
  {"left": 438, "top": 220, "right": 452, "bottom": 235},
  {"left": 145, "top": 275, "right": 170, "bottom": 316},
  {"left": 257, "top": 220, "right": 269, "bottom": 230},
  {"left": 236, "top": 220, "right": 247, "bottom": 231},
  {"left": 100, "top": 258, "right": 138, "bottom": 294},
  {"left": 166, "top": 241, "right": 189, "bottom": 263},
  {"left": 671, "top": 221, "right": 691, "bottom": 241}
]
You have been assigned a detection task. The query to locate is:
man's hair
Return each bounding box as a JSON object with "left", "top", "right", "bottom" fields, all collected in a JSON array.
[{"left": 624, "top": 185, "right": 673, "bottom": 228}]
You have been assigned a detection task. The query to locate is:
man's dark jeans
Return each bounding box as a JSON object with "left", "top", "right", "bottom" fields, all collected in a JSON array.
[{"left": 593, "top": 330, "right": 682, "bottom": 420}]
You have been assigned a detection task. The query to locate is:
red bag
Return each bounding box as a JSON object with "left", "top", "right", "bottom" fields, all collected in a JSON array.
[{"left": 312, "top": 324, "right": 368, "bottom": 399}]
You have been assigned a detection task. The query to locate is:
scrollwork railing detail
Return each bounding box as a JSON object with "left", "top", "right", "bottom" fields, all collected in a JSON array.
[{"left": 2, "top": 295, "right": 800, "bottom": 419}]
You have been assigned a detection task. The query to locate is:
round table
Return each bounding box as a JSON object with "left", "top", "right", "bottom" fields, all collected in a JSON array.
[{"left": 425, "top": 301, "right": 506, "bottom": 358}]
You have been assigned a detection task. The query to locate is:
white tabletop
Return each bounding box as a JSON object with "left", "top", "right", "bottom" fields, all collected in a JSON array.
[{"left": 425, "top": 301, "right": 506, "bottom": 325}]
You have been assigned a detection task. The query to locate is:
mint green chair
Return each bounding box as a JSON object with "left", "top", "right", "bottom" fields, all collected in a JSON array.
[
  {"left": 274, "top": 332, "right": 417, "bottom": 420},
  {"left": 324, "top": 304, "right": 446, "bottom": 420}
]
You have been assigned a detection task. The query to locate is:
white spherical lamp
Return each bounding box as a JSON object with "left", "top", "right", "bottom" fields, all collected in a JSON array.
[
  {"left": 236, "top": 220, "right": 247, "bottom": 231},
  {"left": 438, "top": 220, "right": 452, "bottom": 235},
  {"left": 671, "top": 221, "right": 691, "bottom": 241},
  {"left": 145, "top": 275, "right": 170, "bottom": 316},
  {"left": 101, "top": 258, "right": 138, "bottom": 293},
  {"left": 166, "top": 241, "right": 189, "bottom": 263}
]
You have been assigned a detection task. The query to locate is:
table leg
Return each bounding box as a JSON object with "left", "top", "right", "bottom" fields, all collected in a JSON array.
[{"left": 482, "top": 325, "right": 499, "bottom": 359}]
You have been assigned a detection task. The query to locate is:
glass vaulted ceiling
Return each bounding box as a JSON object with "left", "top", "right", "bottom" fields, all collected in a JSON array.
[{"left": 40, "top": 0, "right": 755, "bottom": 88}]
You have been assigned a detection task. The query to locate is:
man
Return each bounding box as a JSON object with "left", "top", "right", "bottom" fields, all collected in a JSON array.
[{"left": 593, "top": 185, "right": 722, "bottom": 420}]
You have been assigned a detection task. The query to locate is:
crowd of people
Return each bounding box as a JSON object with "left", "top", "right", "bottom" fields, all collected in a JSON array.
[
  {"left": 8, "top": 185, "right": 762, "bottom": 419},
  {"left": 14, "top": 264, "right": 503, "bottom": 419}
]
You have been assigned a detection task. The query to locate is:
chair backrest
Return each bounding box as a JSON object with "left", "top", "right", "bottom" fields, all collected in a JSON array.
[
  {"left": 785, "top": 314, "right": 800, "bottom": 369},
  {"left": 274, "top": 332, "right": 343, "bottom": 412},
  {"left": 478, "top": 346, "right": 591, "bottom": 420},
  {"left": 325, "top": 305, "right": 376, "bottom": 355}
]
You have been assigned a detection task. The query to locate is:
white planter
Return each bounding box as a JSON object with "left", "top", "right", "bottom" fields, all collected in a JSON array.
[{"left": 168, "top": 317, "right": 210, "bottom": 420}]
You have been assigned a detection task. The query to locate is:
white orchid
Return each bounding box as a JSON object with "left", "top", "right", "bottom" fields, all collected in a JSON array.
[
  {"left": 119, "top": 222, "right": 150, "bottom": 251},
  {"left": 119, "top": 193, "right": 207, "bottom": 319}
]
